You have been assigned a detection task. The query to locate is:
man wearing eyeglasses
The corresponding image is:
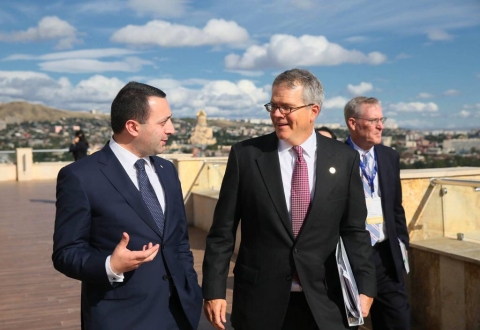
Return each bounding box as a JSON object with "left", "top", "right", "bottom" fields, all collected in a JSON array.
[
  {"left": 345, "top": 96, "right": 411, "bottom": 329},
  {"left": 202, "top": 69, "right": 376, "bottom": 330}
]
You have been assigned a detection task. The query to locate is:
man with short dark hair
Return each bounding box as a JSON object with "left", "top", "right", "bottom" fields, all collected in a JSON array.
[
  {"left": 53, "top": 81, "right": 203, "bottom": 329},
  {"left": 344, "top": 96, "right": 411, "bottom": 330},
  {"left": 202, "top": 69, "right": 376, "bottom": 330}
]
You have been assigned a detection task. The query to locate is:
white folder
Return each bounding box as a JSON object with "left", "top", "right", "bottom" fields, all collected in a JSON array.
[{"left": 336, "top": 237, "right": 364, "bottom": 326}]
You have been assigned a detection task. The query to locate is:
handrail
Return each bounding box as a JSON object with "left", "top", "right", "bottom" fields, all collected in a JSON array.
[
  {"left": 0, "top": 148, "right": 69, "bottom": 154},
  {"left": 183, "top": 160, "right": 227, "bottom": 203},
  {"left": 430, "top": 177, "right": 480, "bottom": 190}
]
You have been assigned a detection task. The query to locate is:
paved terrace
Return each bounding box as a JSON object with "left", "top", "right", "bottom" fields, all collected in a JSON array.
[{"left": 0, "top": 180, "right": 235, "bottom": 330}]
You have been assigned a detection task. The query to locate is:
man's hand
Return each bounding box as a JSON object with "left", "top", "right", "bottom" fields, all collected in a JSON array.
[
  {"left": 359, "top": 294, "right": 374, "bottom": 317},
  {"left": 110, "top": 232, "right": 160, "bottom": 274},
  {"left": 204, "top": 299, "right": 227, "bottom": 330}
]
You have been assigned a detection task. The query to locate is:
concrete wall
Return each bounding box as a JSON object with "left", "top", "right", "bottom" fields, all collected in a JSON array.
[
  {"left": 0, "top": 164, "right": 16, "bottom": 181},
  {"left": 409, "top": 238, "right": 480, "bottom": 330}
]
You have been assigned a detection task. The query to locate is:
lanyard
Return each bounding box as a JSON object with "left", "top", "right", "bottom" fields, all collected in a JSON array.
[{"left": 346, "top": 137, "right": 377, "bottom": 194}]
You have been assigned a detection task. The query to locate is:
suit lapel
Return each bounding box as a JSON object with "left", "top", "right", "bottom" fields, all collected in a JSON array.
[
  {"left": 150, "top": 156, "right": 174, "bottom": 239},
  {"left": 374, "top": 145, "right": 387, "bottom": 208},
  {"left": 98, "top": 144, "right": 163, "bottom": 238},
  {"left": 255, "top": 134, "right": 293, "bottom": 240}
]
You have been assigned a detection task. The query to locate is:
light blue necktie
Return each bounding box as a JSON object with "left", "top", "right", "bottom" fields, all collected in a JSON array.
[
  {"left": 134, "top": 159, "right": 165, "bottom": 237},
  {"left": 362, "top": 152, "right": 381, "bottom": 245}
]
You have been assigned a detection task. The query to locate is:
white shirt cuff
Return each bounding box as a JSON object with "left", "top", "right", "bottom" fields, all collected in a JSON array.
[{"left": 106, "top": 255, "right": 124, "bottom": 283}]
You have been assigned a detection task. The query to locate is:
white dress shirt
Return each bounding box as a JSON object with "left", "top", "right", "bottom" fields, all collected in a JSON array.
[
  {"left": 105, "top": 138, "right": 167, "bottom": 283},
  {"left": 278, "top": 130, "right": 317, "bottom": 291},
  {"left": 349, "top": 139, "right": 387, "bottom": 242}
]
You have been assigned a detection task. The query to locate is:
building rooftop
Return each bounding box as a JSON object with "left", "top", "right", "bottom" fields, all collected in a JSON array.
[{"left": 0, "top": 180, "right": 234, "bottom": 330}]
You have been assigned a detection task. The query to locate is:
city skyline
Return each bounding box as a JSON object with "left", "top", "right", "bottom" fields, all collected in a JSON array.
[{"left": 0, "top": 0, "right": 479, "bottom": 129}]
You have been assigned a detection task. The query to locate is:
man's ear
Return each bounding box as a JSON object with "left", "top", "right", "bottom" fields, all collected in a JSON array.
[
  {"left": 125, "top": 119, "right": 140, "bottom": 137},
  {"left": 310, "top": 104, "right": 321, "bottom": 122},
  {"left": 347, "top": 117, "right": 356, "bottom": 131}
]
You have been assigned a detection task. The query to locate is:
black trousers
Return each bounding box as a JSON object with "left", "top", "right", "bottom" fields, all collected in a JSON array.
[
  {"left": 370, "top": 240, "right": 411, "bottom": 330},
  {"left": 281, "top": 292, "right": 319, "bottom": 330}
]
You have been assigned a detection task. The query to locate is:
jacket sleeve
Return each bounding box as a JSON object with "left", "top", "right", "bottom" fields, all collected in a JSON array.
[
  {"left": 202, "top": 146, "right": 241, "bottom": 300},
  {"left": 341, "top": 152, "right": 377, "bottom": 298},
  {"left": 52, "top": 166, "right": 110, "bottom": 286},
  {"left": 393, "top": 152, "right": 409, "bottom": 249}
]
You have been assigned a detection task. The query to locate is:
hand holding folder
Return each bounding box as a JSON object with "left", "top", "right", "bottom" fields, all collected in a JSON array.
[{"left": 336, "top": 237, "right": 364, "bottom": 326}]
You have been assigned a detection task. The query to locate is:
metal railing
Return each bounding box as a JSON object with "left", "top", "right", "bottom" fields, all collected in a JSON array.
[
  {"left": 430, "top": 177, "right": 480, "bottom": 192},
  {"left": 183, "top": 160, "right": 227, "bottom": 203}
]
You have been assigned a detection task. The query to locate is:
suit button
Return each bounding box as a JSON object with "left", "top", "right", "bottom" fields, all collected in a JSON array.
[
  {"left": 163, "top": 244, "right": 167, "bottom": 249},
  {"left": 286, "top": 275, "right": 292, "bottom": 281},
  {"left": 162, "top": 275, "right": 168, "bottom": 280},
  {"left": 294, "top": 248, "right": 298, "bottom": 254}
]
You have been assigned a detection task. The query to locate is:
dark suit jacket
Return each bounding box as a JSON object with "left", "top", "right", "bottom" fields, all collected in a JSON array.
[
  {"left": 52, "top": 144, "right": 202, "bottom": 330},
  {"left": 375, "top": 144, "right": 409, "bottom": 282},
  {"left": 202, "top": 132, "right": 376, "bottom": 330}
]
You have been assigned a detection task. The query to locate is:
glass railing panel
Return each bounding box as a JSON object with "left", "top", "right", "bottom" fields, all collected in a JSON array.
[{"left": 441, "top": 184, "right": 480, "bottom": 243}]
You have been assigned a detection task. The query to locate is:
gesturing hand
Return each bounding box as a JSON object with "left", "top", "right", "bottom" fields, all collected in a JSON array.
[{"left": 110, "top": 232, "right": 160, "bottom": 274}]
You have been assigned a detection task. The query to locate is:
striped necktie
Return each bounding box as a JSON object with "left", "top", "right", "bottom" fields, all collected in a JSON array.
[{"left": 362, "top": 152, "right": 380, "bottom": 245}]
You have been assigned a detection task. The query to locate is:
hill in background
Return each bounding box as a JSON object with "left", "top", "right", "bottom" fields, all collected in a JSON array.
[{"left": 0, "top": 101, "right": 108, "bottom": 123}]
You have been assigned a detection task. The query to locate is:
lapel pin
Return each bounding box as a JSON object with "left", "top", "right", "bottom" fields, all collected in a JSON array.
[
  {"left": 329, "top": 167, "right": 336, "bottom": 174},
  {"left": 160, "top": 165, "right": 163, "bottom": 168}
]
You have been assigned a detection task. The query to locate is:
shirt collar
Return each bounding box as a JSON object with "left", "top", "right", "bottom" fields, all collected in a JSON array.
[
  {"left": 278, "top": 130, "right": 317, "bottom": 159},
  {"left": 348, "top": 137, "right": 375, "bottom": 157},
  {"left": 109, "top": 137, "right": 153, "bottom": 170}
]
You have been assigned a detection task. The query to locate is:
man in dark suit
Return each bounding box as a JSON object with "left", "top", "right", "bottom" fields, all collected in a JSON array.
[
  {"left": 344, "top": 96, "right": 410, "bottom": 329},
  {"left": 52, "top": 82, "right": 203, "bottom": 330},
  {"left": 202, "top": 69, "right": 376, "bottom": 330}
]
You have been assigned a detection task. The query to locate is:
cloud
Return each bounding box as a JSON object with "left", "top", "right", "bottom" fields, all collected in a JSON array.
[
  {"left": 396, "top": 52, "right": 412, "bottom": 60},
  {"left": 388, "top": 102, "right": 439, "bottom": 112},
  {"left": 0, "top": 16, "right": 80, "bottom": 49},
  {"left": 426, "top": 29, "right": 454, "bottom": 41},
  {"left": 416, "top": 92, "right": 433, "bottom": 99},
  {"left": 347, "top": 82, "right": 373, "bottom": 95},
  {"left": 444, "top": 89, "right": 460, "bottom": 96},
  {"left": 0, "top": 71, "right": 272, "bottom": 118},
  {"left": 0, "top": 71, "right": 125, "bottom": 111},
  {"left": 128, "top": 0, "right": 189, "bottom": 17},
  {"left": 289, "top": 0, "right": 317, "bottom": 10},
  {"left": 38, "top": 57, "right": 153, "bottom": 73},
  {"left": 344, "top": 36, "right": 369, "bottom": 43},
  {"left": 225, "top": 34, "right": 387, "bottom": 70},
  {"left": 459, "top": 110, "right": 470, "bottom": 118},
  {"left": 4, "top": 48, "right": 141, "bottom": 61},
  {"left": 144, "top": 78, "right": 271, "bottom": 118},
  {"left": 111, "top": 19, "right": 250, "bottom": 48},
  {"left": 323, "top": 96, "right": 349, "bottom": 109}
]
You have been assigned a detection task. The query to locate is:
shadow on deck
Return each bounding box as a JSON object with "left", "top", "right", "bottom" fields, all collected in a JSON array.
[{"left": 0, "top": 180, "right": 234, "bottom": 330}]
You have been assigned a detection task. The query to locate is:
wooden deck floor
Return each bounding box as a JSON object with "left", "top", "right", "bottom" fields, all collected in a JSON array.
[{"left": 0, "top": 180, "right": 234, "bottom": 330}]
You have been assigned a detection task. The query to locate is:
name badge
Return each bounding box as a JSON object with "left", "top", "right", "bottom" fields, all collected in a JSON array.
[{"left": 366, "top": 197, "right": 383, "bottom": 224}]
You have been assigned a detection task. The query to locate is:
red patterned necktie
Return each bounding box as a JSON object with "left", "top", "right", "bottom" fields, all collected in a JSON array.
[{"left": 291, "top": 146, "right": 310, "bottom": 237}]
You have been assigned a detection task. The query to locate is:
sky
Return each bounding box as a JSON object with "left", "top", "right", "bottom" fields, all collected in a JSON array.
[{"left": 0, "top": 0, "right": 479, "bottom": 129}]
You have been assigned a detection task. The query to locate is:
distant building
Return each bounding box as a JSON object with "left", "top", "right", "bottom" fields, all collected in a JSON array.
[
  {"left": 443, "top": 138, "right": 480, "bottom": 154},
  {"left": 382, "top": 136, "right": 392, "bottom": 147}
]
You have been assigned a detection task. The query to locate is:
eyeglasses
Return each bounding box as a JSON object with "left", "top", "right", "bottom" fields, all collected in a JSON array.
[
  {"left": 353, "top": 117, "right": 387, "bottom": 125},
  {"left": 264, "top": 103, "right": 314, "bottom": 115}
]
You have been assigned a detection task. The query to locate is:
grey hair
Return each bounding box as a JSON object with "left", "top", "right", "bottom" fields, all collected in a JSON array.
[
  {"left": 344, "top": 96, "right": 380, "bottom": 124},
  {"left": 272, "top": 68, "right": 324, "bottom": 107}
]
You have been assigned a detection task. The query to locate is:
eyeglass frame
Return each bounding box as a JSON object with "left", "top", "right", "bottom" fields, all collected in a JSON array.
[
  {"left": 352, "top": 117, "right": 387, "bottom": 125},
  {"left": 264, "top": 102, "right": 314, "bottom": 115}
]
